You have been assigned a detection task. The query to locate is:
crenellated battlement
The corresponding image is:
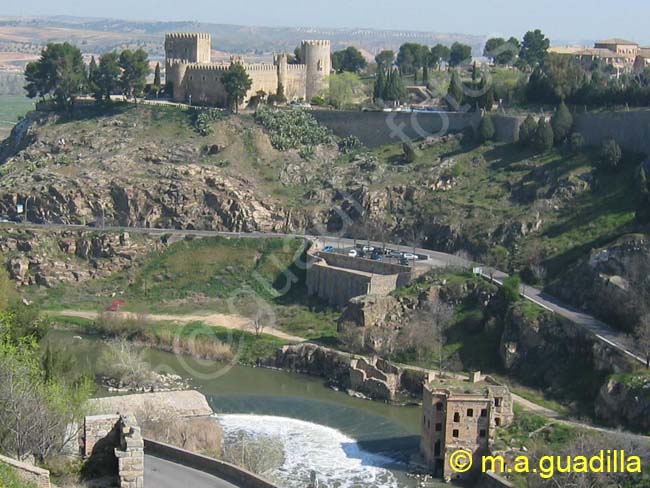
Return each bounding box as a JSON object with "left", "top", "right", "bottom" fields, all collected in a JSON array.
[
  {"left": 301, "top": 40, "right": 331, "bottom": 47},
  {"left": 165, "top": 32, "right": 211, "bottom": 40},
  {"left": 186, "top": 63, "right": 230, "bottom": 72}
]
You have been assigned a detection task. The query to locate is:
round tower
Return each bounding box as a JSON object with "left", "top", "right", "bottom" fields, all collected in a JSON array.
[{"left": 302, "top": 40, "right": 331, "bottom": 101}]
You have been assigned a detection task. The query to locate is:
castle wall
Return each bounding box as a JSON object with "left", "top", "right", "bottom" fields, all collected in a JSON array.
[
  {"left": 184, "top": 64, "right": 229, "bottom": 106},
  {"left": 244, "top": 64, "right": 281, "bottom": 101},
  {"left": 283, "top": 65, "right": 308, "bottom": 100}
]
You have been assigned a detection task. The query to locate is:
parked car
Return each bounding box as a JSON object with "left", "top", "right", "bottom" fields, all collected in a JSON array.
[
  {"left": 389, "top": 251, "right": 403, "bottom": 258},
  {"left": 370, "top": 250, "right": 382, "bottom": 261},
  {"left": 348, "top": 249, "right": 358, "bottom": 257},
  {"left": 323, "top": 245, "right": 335, "bottom": 252},
  {"left": 399, "top": 257, "right": 411, "bottom": 266},
  {"left": 403, "top": 252, "right": 418, "bottom": 260},
  {"left": 362, "top": 245, "right": 375, "bottom": 252}
]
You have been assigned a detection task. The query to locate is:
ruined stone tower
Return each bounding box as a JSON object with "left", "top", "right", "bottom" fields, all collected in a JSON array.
[{"left": 302, "top": 40, "right": 331, "bottom": 101}]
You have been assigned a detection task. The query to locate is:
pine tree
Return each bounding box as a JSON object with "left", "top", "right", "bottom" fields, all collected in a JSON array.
[
  {"left": 87, "top": 56, "right": 98, "bottom": 94},
  {"left": 423, "top": 65, "right": 429, "bottom": 84},
  {"left": 550, "top": 101, "right": 573, "bottom": 144}
]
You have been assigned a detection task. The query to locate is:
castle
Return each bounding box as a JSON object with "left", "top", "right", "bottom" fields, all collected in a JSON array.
[{"left": 164, "top": 33, "right": 331, "bottom": 107}]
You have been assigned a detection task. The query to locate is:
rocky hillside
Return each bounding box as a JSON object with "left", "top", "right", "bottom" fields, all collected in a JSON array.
[{"left": 1, "top": 103, "right": 649, "bottom": 331}]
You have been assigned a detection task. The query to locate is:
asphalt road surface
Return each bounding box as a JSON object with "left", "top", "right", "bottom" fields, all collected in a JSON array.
[{"left": 145, "top": 455, "right": 239, "bottom": 488}]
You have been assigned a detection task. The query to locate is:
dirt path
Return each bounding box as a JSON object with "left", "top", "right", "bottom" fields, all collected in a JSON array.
[{"left": 56, "top": 309, "right": 306, "bottom": 343}]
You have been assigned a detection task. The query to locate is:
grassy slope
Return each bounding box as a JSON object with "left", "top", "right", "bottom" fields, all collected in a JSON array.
[
  {"left": 38, "top": 236, "right": 338, "bottom": 341},
  {"left": 0, "top": 95, "right": 33, "bottom": 139}
]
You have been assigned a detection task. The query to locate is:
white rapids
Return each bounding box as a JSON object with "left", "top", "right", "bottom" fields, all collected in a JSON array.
[{"left": 216, "top": 414, "right": 404, "bottom": 488}]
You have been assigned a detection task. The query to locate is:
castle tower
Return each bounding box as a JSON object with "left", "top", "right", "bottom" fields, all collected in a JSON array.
[
  {"left": 164, "top": 33, "right": 212, "bottom": 101},
  {"left": 302, "top": 40, "right": 331, "bottom": 101},
  {"left": 275, "top": 53, "right": 289, "bottom": 96}
]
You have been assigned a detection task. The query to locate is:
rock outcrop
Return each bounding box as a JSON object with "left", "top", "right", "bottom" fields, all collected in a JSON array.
[{"left": 595, "top": 375, "right": 650, "bottom": 433}]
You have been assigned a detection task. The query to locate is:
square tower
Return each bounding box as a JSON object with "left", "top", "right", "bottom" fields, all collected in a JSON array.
[{"left": 165, "top": 33, "right": 212, "bottom": 64}]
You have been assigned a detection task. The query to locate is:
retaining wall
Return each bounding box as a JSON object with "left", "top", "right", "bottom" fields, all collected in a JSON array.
[
  {"left": 144, "top": 439, "right": 278, "bottom": 488},
  {"left": 0, "top": 454, "right": 50, "bottom": 488},
  {"left": 574, "top": 109, "right": 650, "bottom": 155}
]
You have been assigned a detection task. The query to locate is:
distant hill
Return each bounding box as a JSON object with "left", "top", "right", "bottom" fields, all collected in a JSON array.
[{"left": 0, "top": 15, "right": 486, "bottom": 58}]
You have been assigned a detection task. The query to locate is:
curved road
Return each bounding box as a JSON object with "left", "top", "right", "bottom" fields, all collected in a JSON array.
[{"left": 145, "top": 455, "right": 238, "bottom": 488}]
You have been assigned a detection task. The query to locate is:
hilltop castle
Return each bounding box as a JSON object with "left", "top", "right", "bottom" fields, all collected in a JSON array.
[{"left": 164, "top": 33, "right": 331, "bottom": 107}]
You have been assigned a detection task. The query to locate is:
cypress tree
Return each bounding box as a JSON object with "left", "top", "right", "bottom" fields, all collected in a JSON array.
[
  {"left": 374, "top": 68, "right": 385, "bottom": 102},
  {"left": 534, "top": 118, "right": 554, "bottom": 152},
  {"left": 550, "top": 101, "right": 573, "bottom": 144},
  {"left": 153, "top": 62, "right": 161, "bottom": 87},
  {"left": 519, "top": 114, "right": 537, "bottom": 146},
  {"left": 447, "top": 70, "right": 464, "bottom": 107},
  {"left": 479, "top": 114, "right": 496, "bottom": 142}
]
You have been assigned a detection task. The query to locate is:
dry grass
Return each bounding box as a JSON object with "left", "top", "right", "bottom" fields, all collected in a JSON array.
[{"left": 139, "top": 417, "right": 223, "bottom": 458}]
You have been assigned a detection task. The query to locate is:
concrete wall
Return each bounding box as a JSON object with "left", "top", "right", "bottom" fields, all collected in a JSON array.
[
  {"left": 317, "top": 251, "right": 411, "bottom": 277},
  {"left": 144, "top": 439, "right": 279, "bottom": 488},
  {"left": 0, "top": 454, "right": 50, "bottom": 488},
  {"left": 574, "top": 109, "right": 650, "bottom": 155},
  {"left": 306, "top": 261, "right": 371, "bottom": 307}
]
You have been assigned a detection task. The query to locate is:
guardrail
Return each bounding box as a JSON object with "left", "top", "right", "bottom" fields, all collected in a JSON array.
[{"left": 144, "top": 438, "right": 279, "bottom": 488}]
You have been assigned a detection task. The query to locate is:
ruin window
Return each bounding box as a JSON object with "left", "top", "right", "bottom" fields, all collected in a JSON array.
[
  {"left": 494, "top": 397, "right": 502, "bottom": 407},
  {"left": 436, "top": 402, "right": 443, "bottom": 411},
  {"left": 467, "top": 409, "right": 474, "bottom": 417},
  {"left": 435, "top": 423, "right": 442, "bottom": 432},
  {"left": 434, "top": 440, "right": 441, "bottom": 457},
  {"left": 479, "top": 429, "right": 487, "bottom": 438},
  {"left": 481, "top": 409, "right": 488, "bottom": 417},
  {"left": 452, "top": 429, "right": 459, "bottom": 438},
  {"left": 453, "top": 412, "right": 460, "bottom": 422},
  {"left": 495, "top": 417, "right": 501, "bottom": 427},
  {"left": 202, "top": 76, "right": 206, "bottom": 81}
]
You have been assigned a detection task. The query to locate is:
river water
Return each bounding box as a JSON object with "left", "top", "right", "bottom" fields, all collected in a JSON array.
[{"left": 47, "top": 330, "right": 444, "bottom": 487}]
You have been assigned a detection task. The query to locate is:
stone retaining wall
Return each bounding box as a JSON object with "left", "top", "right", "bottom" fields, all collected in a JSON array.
[
  {"left": 144, "top": 439, "right": 279, "bottom": 488},
  {"left": 115, "top": 416, "right": 144, "bottom": 488},
  {"left": 83, "top": 414, "right": 120, "bottom": 458},
  {"left": 0, "top": 454, "right": 50, "bottom": 488}
]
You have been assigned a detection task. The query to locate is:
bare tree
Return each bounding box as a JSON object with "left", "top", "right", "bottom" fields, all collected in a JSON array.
[{"left": 403, "top": 299, "right": 454, "bottom": 371}]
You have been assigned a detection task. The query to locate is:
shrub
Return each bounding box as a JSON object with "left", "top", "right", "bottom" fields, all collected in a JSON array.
[
  {"left": 502, "top": 275, "right": 522, "bottom": 303},
  {"left": 255, "top": 107, "right": 334, "bottom": 150},
  {"left": 569, "top": 132, "right": 584, "bottom": 154},
  {"left": 338, "top": 135, "right": 363, "bottom": 154},
  {"left": 402, "top": 142, "right": 416, "bottom": 163},
  {"left": 550, "top": 101, "right": 573, "bottom": 143},
  {"left": 478, "top": 114, "right": 496, "bottom": 142},
  {"left": 600, "top": 139, "right": 622, "bottom": 170}
]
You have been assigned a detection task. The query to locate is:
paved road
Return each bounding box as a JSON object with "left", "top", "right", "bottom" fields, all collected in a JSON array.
[
  {"left": 1, "top": 221, "right": 645, "bottom": 366},
  {"left": 145, "top": 455, "right": 238, "bottom": 488}
]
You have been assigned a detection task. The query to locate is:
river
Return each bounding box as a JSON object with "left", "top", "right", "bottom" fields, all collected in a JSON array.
[{"left": 46, "top": 330, "right": 445, "bottom": 487}]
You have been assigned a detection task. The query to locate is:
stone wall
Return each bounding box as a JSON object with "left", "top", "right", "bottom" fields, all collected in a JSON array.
[
  {"left": 0, "top": 454, "right": 50, "bottom": 488},
  {"left": 306, "top": 261, "right": 371, "bottom": 307},
  {"left": 574, "top": 109, "right": 650, "bottom": 155},
  {"left": 115, "top": 415, "right": 144, "bottom": 488},
  {"left": 477, "top": 471, "right": 516, "bottom": 488},
  {"left": 350, "top": 356, "right": 401, "bottom": 401},
  {"left": 83, "top": 414, "right": 120, "bottom": 458},
  {"left": 144, "top": 439, "right": 279, "bottom": 488}
]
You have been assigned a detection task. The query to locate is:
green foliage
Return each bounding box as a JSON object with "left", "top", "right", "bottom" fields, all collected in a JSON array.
[
  {"left": 191, "top": 109, "right": 225, "bottom": 136},
  {"left": 637, "top": 160, "right": 650, "bottom": 223},
  {"left": 331, "top": 46, "right": 367, "bottom": 73},
  {"left": 374, "top": 50, "right": 395, "bottom": 68},
  {"left": 338, "top": 135, "right": 363, "bottom": 154},
  {"left": 374, "top": 67, "right": 405, "bottom": 104},
  {"left": 550, "top": 101, "right": 574, "bottom": 143},
  {"left": 222, "top": 63, "right": 253, "bottom": 113},
  {"left": 519, "top": 29, "right": 550, "bottom": 67},
  {"left": 519, "top": 114, "right": 537, "bottom": 146},
  {"left": 24, "top": 42, "right": 86, "bottom": 110},
  {"left": 502, "top": 275, "right": 522, "bottom": 303},
  {"left": 600, "top": 139, "right": 623, "bottom": 170},
  {"left": 569, "top": 132, "right": 585, "bottom": 154},
  {"left": 326, "top": 72, "right": 366, "bottom": 109},
  {"left": 255, "top": 107, "right": 334, "bottom": 150},
  {"left": 0, "top": 462, "right": 38, "bottom": 488},
  {"left": 527, "top": 54, "right": 586, "bottom": 104},
  {"left": 534, "top": 118, "right": 554, "bottom": 152},
  {"left": 397, "top": 43, "right": 431, "bottom": 74},
  {"left": 119, "top": 49, "right": 150, "bottom": 99},
  {"left": 484, "top": 37, "right": 520, "bottom": 65},
  {"left": 478, "top": 114, "right": 496, "bottom": 142},
  {"left": 449, "top": 42, "right": 472, "bottom": 67},
  {"left": 402, "top": 143, "right": 416, "bottom": 163},
  {"left": 447, "top": 70, "right": 464, "bottom": 106},
  {"left": 93, "top": 52, "right": 121, "bottom": 102},
  {"left": 430, "top": 44, "right": 451, "bottom": 69},
  {"left": 477, "top": 74, "right": 495, "bottom": 110}
]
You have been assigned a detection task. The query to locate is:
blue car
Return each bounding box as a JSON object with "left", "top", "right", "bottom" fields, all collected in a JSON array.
[{"left": 323, "top": 246, "right": 335, "bottom": 252}]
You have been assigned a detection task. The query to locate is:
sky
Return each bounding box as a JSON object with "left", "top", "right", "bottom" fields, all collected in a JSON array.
[{"left": 2, "top": 0, "right": 650, "bottom": 45}]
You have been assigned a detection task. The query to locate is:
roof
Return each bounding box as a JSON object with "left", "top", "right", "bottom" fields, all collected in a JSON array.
[
  {"left": 574, "top": 48, "right": 631, "bottom": 58},
  {"left": 596, "top": 38, "right": 639, "bottom": 46},
  {"left": 638, "top": 48, "right": 650, "bottom": 58}
]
